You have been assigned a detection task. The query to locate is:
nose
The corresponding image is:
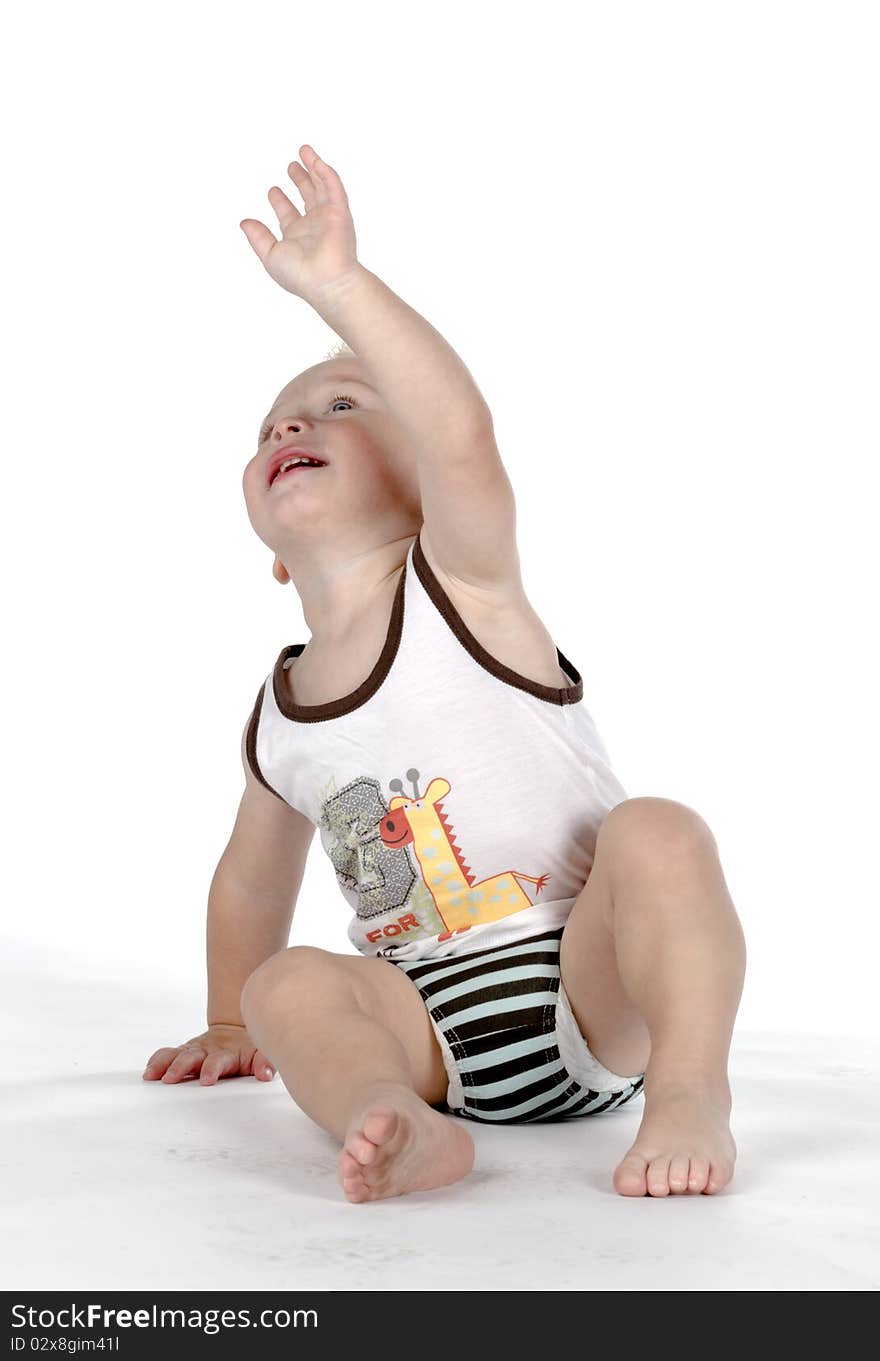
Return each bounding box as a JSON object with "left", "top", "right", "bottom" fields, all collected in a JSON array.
[
  {"left": 379, "top": 816, "right": 413, "bottom": 848},
  {"left": 270, "top": 414, "right": 313, "bottom": 440}
]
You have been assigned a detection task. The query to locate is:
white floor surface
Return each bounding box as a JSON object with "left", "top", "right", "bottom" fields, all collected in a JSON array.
[{"left": 3, "top": 942, "right": 879, "bottom": 1292}]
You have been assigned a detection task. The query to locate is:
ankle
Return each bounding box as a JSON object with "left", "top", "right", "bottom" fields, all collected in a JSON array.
[
  {"left": 643, "top": 1065, "right": 732, "bottom": 1110},
  {"left": 345, "top": 1078, "right": 422, "bottom": 1122}
]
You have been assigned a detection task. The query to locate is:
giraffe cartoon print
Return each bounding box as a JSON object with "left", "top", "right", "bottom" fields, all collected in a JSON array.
[{"left": 378, "top": 767, "right": 551, "bottom": 943}]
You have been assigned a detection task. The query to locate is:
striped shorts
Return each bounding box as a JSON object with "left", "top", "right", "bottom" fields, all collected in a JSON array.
[{"left": 388, "top": 927, "right": 645, "bottom": 1124}]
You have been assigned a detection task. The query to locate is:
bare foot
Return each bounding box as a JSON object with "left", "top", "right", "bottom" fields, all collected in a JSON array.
[
  {"left": 338, "top": 1082, "right": 475, "bottom": 1204},
  {"left": 613, "top": 1078, "right": 736, "bottom": 1197}
]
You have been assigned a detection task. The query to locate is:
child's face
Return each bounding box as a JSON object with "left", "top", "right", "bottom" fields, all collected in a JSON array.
[{"left": 242, "top": 357, "right": 421, "bottom": 576}]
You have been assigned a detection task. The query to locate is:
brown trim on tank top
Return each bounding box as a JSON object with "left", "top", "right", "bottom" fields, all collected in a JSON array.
[
  {"left": 245, "top": 682, "right": 290, "bottom": 803},
  {"left": 412, "top": 527, "right": 584, "bottom": 705},
  {"left": 271, "top": 555, "right": 408, "bottom": 723}
]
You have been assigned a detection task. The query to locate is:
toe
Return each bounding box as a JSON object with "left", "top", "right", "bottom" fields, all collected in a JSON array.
[
  {"left": 339, "top": 1149, "right": 361, "bottom": 1181},
  {"left": 688, "top": 1156, "right": 711, "bottom": 1193},
  {"left": 668, "top": 1155, "right": 691, "bottom": 1194},
  {"left": 346, "top": 1131, "right": 378, "bottom": 1165},
  {"left": 613, "top": 1152, "right": 649, "bottom": 1197},
  {"left": 362, "top": 1167, "right": 388, "bottom": 1196},
  {"left": 362, "top": 1108, "right": 400, "bottom": 1147},
  {"left": 339, "top": 1150, "right": 368, "bottom": 1202},
  {"left": 705, "top": 1161, "right": 731, "bottom": 1195},
  {"left": 646, "top": 1156, "right": 672, "bottom": 1197}
]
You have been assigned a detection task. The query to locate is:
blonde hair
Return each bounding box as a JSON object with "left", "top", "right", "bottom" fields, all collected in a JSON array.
[{"left": 323, "top": 340, "right": 357, "bottom": 362}]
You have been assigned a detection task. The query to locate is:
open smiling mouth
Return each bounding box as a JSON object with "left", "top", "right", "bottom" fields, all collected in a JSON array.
[{"left": 270, "top": 457, "right": 327, "bottom": 487}]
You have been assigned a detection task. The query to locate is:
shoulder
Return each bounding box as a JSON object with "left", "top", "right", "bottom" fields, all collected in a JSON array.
[
  {"left": 239, "top": 707, "right": 314, "bottom": 833},
  {"left": 413, "top": 524, "right": 570, "bottom": 693},
  {"left": 415, "top": 521, "right": 524, "bottom": 604}
]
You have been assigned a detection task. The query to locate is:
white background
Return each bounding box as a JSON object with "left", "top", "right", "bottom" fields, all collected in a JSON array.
[{"left": 4, "top": 0, "right": 878, "bottom": 1045}]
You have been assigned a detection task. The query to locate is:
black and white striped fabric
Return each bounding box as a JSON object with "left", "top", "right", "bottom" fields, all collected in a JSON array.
[{"left": 389, "top": 927, "right": 644, "bottom": 1124}]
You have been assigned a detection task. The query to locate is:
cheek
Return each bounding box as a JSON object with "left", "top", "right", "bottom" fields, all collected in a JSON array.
[
  {"left": 241, "top": 468, "right": 269, "bottom": 527},
  {"left": 351, "top": 449, "right": 393, "bottom": 487},
  {"left": 242, "top": 458, "right": 261, "bottom": 497},
  {"left": 374, "top": 463, "right": 410, "bottom": 502},
  {"left": 387, "top": 452, "right": 420, "bottom": 500}
]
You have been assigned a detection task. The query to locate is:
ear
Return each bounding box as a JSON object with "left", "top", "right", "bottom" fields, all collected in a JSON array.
[{"left": 272, "top": 556, "right": 290, "bottom": 585}]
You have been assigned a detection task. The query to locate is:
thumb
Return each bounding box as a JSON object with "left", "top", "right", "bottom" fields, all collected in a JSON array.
[
  {"left": 239, "top": 218, "right": 279, "bottom": 268},
  {"left": 251, "top": 1049, "right": 276, "bottom": 1081}
]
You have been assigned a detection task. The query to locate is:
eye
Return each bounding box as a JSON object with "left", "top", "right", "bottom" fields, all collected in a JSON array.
[{"left": 258, "top": 393, "right": 358, "bottom": 446}]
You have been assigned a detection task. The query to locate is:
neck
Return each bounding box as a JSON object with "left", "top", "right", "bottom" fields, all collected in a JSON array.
[{"left": 281, "top": 531, "right": 417, "bottom": 648}]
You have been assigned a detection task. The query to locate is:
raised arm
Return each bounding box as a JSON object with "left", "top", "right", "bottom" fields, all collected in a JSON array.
[{"left": 240, "top": 144, "right": 521, "bottom": 592}]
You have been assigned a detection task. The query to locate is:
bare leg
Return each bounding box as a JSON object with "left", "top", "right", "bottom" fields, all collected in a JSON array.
[
  {"left": 240, "top": 945, "right": 474, "bottom": 1203},
  {"left": 559, "top": 797, "right": 747, "bottom": 1197}
]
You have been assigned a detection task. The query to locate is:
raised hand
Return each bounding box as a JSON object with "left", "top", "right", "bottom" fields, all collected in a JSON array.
[{"left": 239, "top": 145, "right": 359, "bottom": 302}]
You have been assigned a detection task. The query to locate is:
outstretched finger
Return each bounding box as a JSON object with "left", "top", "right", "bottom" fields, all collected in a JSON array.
[
  {"left": 266, "top": 184, "right": 303, "bottom": 232},
  {"left": 143, "top": 1048, "right": 179, "bottom": 1080},
  {"left": 161, "top": 1047, "right": 206, "bottom": 1084},
  {"left": 288, "top": 157, "right": 320, "bottom": 211},
  {"left": 301, "top": 146, "right": 348, "bottom": 207},
  {"left": 239, "top": 217, "right": 280, "bottom": 267},
  {"left": 199, "top": 1051, "right": 237, "bottom": 1086}
]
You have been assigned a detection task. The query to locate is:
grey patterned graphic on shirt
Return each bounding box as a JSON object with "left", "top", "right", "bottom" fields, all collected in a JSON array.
[{"left": 319, "top": 776, "right": 417, "bottom": 921}]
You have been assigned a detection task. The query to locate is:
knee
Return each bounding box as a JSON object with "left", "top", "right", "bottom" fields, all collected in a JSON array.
[
  {"left": 240, "top": 945, "right": 332, "bottom": 1025},
  {"left": 598, "top": 796, "right": 718, "bottom": 867}
]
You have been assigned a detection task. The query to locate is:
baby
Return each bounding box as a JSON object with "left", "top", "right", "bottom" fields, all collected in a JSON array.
[{"left": 143, "top": 145, "right": 747, "bottom": 1204}]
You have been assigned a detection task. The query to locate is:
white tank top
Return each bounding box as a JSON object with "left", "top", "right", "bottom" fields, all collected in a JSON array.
[{"left": 246, "top": 528, "right": 628, "bottom": 964}]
